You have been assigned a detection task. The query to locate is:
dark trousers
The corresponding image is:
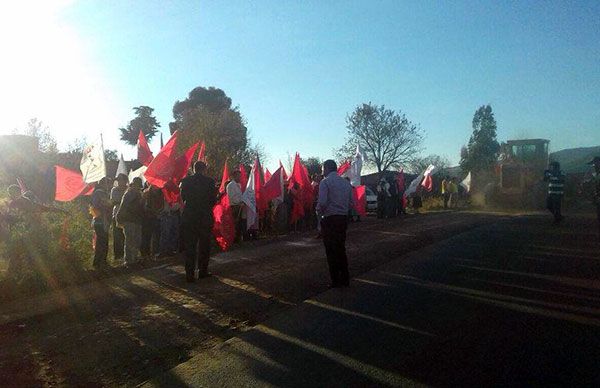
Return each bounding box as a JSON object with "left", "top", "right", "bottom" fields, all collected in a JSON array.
[
  {"left": 321, "top": 215, "right": 349, "bottom": 287},
  {"left": 443, "top": 193, "right": 450, "bottom": 209},
  {"left": 547, "top": 195, "right": 563, "bottom": 222},
  {"left": 141, "top": 216, "right": 161, "bottom": 256},
  {"left": 230, "top": 205, "right": 245, "bottom": 242},
  {"left": 93, "top": 222, "right": 109, "bottom": 267},
  {"left": 112, "top": 220, "right": 124, "bottom": 259},
  {"left": 183, "top": 221, "right": 212, "bottom": 277}
]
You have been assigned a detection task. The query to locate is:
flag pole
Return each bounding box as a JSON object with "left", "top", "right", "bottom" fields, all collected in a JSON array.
[{"left": 100, "top": 133, "right": 107, "bottom": 177}]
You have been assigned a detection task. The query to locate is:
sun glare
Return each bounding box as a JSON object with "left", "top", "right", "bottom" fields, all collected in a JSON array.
[{"left": 0, "top": 0, "right": 125, "bottom": 148}]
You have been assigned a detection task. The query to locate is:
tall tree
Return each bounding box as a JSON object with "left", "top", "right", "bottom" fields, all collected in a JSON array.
[
  {"left": 302, "top": 157, "right": 322, "bottom": 176},
  {"left": 170, "top": 86, "right": 262, "bottom": 176},
  {"left": 338, "top": 103, "right": 423, "bottom": 173},
  {"left": 460, "top": 105, "right": 500, "bottom": 173},
  {"left": 14, "top": 118, "right": 58, "bottom": 154},
  {"left": 409, "top": 154, "right": 450, "bottom": 175},
  {"left": 119, "top": 106, "right": 160, "bottom": 146}
]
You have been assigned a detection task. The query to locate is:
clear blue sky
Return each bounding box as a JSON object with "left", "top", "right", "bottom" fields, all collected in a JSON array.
[{"left": 3, "top": 1, "right": 599, "bottom": 171}]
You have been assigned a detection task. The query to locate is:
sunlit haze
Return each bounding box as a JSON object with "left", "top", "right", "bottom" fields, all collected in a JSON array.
[{"left": 1, "top": 1, "right": 599, "bottom": 169}]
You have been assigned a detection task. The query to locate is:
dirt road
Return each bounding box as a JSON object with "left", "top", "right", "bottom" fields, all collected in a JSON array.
[{"left": 0, "top": 212, "right": 494, "bottom": 386}]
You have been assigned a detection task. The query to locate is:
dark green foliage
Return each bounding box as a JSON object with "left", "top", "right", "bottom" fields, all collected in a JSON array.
[
  {"left": 170, "top": 86, "right": 258, "bottom": 176},
  {"left": 119, "top": 106, "right": 161, "bottom": 146},
  {"left": 460, "top": 105, "right": 500, "bottom": 173},
  {"left": 302, "top": 157, "right": 322, "bottom": 176}
]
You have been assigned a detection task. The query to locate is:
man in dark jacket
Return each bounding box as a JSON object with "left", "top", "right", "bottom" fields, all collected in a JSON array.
[{"left": 180, "top": 161, "right": 217, "bottom": 282}]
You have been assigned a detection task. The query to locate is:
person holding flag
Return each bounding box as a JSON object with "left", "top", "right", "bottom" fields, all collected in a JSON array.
[
  {"left": 226, "top": 170, "right": 244, "bottom": 242},
  {"left": 111, "top": 174, "right": 128, "bottom": 261},
  {"left": 90, "top": 177, "right": 112, "bottom": 269},
  {"left": 317, "top": 159, "right": 353, "bottom": 288},
  {"left": 180, "top": 161, "right": 217, "bottom": 282}
]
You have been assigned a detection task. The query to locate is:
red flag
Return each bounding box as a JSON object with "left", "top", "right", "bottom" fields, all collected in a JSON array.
[
  {"left": 396, "top": 169, "right": 405, "bottom": 192},
  {"left": 279, "top": 160, "right": 288, "bottom": 181},
  {"left": 352, "top": 185, "right": 367, "bottom": 217},
  {"left": 264, "top": 168, "right": 272, "bottom": 182},
  {"left": 212, "top": 194, "right": 235, "bottom": 251},
  {"left": 239, "top": 164, "right": 248, "bottom": 193},
  {"left": 289, "top": 153, "right": 313, "bottom": 223},
  {"left": 197, "top": 141, "right": 206, "bottom": 162},
  {"left": 55, "top": 165, "right": 93, "bottom": 201},
  {"left": 137, "top": 130, "right": 154, "bottom": 166},
  {"left": 421, "top": 175, "right": 433, "bottom": 192},
  {"left": 262, "top": 167, "right": 283, "bottom": 203},
  {"left": 254, "top": 159, "right": 268, "bottom": 217},
  {"left": 144, "top": 131, "right": 178, "bottom": 188},
  {"left": 219, "top": 160, "right": 230, "bottom": 194},
  {"left": 173, "top": 142, "right": 199, "bottom": 183},
  {"left": 162, "top": 181, "right": 181, "bottom": 205},
  {"left": 289, "top": 153, "right": 314, "bottom": 211},
  {"left": 337, "top": 161, "right": 351, "bottom": 176}
]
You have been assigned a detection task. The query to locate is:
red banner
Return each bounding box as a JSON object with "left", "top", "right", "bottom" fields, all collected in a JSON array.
[{"left": 55, "top": 165, "right": 93, "bottom": 202}]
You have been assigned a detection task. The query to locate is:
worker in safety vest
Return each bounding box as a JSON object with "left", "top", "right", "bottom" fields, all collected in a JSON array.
[
  {"left": 544, "top": 161, "right": 565, "bottom": 224},
  {"left": 585, "top": 156, "right": 600, "bottom": 242}
]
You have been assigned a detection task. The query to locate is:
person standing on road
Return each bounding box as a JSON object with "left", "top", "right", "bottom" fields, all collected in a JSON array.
[
  {"left": 317, "top": 160, "right": 353, "bottom": 288},
  {"left": 180, "top": 161, "right": 217, "bottom": 282},
  {"left": 117, "top": 177, "right": 144, "bottom": 266},
  {"left": 110, "top": 173, "right": 128, "bottom": 261},
  {"left": 448, "top": 178, "right": 459, "bottom": 208},
  {"left": 226, "top": 170, "right": 244, "bottom": 243},
  {"left": 544, "top": 161, "right": 565, "bottom": 224},
  {"left": 586, "top": 156, "right": 600, "bottom": 242},
  {"left": 90, "top": 177, "right": 112, "bottom": 269},
  {"left": 441, "top": 176, "right": 450, "bottom": 209}
]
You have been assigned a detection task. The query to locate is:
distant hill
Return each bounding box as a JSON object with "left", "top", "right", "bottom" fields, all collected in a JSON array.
[{"left": 551, "top": 146, "right": 600, "bottom": 174}]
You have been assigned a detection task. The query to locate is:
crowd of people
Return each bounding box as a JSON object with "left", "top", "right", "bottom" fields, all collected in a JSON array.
[
  {"left": 4, "top": 155, "right": 598, "bottom": 285},
  {"left": 84, "top": 161, "right": 330, "bottom": 276}
]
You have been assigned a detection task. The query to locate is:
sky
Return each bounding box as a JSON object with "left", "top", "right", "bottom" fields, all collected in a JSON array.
[{"left": 1, "top": 0, "right": 599, "bottom": 171}]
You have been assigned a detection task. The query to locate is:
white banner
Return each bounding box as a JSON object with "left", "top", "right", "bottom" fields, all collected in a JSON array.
[
  {"left": 460, "top": 172, "right": 471, "bottom": 193},
  {"left": 241, "top": 164, "right": 257, "bottom": 229},
  {"left": 80, "top": 137, "right": 106, "bottom": 183},
  {"left": 115, "top": 154, "right": 128, "bottom": 177}
]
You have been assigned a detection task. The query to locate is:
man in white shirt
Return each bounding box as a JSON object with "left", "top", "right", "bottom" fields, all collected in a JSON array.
[
  {"left": 317, "top": 160, "right": 354, "bottom": 288},
  {"left": 226, "top": 170, "right": 244, "bottom": 242}
]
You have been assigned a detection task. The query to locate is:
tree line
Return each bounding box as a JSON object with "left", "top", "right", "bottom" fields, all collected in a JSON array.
[{"left": 12, "top": 84, "right": 500, "bottom": 180}]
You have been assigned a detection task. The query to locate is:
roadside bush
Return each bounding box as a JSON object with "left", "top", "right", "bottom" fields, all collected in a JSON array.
[{"left": 0, "top": 191, "right": 94, "bottom": 295}]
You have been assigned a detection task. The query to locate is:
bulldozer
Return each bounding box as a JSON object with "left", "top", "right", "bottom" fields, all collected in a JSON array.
[{"left": 486, "top": 139, "right": 550, "bottom": 208}]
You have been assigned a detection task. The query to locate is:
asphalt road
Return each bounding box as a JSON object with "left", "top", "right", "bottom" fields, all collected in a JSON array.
[
  {"left": 146, "top": 215, "right": 600, "bottom": 387},
  {"left": 0, "top": 211, "right": 494, "bottom": 386}
]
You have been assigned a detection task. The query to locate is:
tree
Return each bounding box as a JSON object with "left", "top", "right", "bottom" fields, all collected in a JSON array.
[
  {"left": 171, "top": 86, "right": 253, "bottom": 176},
  {"left": 302, "top": 157, "right": 322, "bottom": 176},
  {"left": 13, "top": 118, "right": 58, "bottom": 154},
  {"left": 460, "top": 105, "right": 500, "bottom": 173},
  {"left": 409, "top": 154, "right": 450, "bottom": 175},
  {"left": 338, "top": 103, "right": 423, "bottom": 173},
  {"left": 119, "top": 106, "right": 160, "bottom": 146},
  {"left": 236, "top": 140, "right": 268, "bottom": 168}
]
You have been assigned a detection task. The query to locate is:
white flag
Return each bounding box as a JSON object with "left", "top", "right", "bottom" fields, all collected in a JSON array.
[
  {"left": 241, "top": 163, "right": 257, "bottom": 229},
  {"left": 349, "top": 145, "right": 363, "bottom": 187},
  {"left": 80, "top": 137, "right": 106, "bottom": 183},
  {"left": 115, "top": 154, "right": 128, "bottom": 177},
  {"left": 460, "top": 172, "right": 472, "bottom": 193},
  {"left": 128, "top": 165, "right": 147, "bottom": 185},
  {"left": 404, "top": 164, "right": 435, "bottom": 197}
]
